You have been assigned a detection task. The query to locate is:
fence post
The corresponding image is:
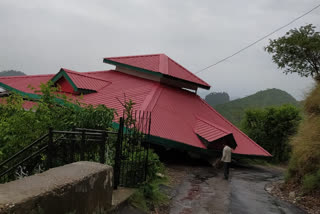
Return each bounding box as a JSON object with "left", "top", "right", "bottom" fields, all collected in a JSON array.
[
  {"left": 80, "top": 130, "right": 85, "bottom": 161},
  {"left": 99, "top": 131, "right": 106, "bottom": 164},
  {"left": 144, "top": 113, "right": 151, "bottom": 181},
  {"left": 114, "top": 117, "right": 124, "bottom": 190},
  {"left": 70, "top": 127, "right": 75, "bottom": 163},
  {"left": 47, "top": 128, "right": 53, "bottom": 169}
]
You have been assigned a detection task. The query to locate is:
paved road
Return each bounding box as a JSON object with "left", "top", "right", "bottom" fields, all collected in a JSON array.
[
  {"left": 230, "top": 165, "right": 305, "bottom": 214},
  {"left": 169, "top": 166, "right": 230, "bottom": 214},
  {"left": 169, "top": 165, "right": 305, "bottom": 214}
]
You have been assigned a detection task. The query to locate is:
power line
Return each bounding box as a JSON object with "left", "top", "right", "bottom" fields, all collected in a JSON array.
[{"left": 196, "top": 2, "right": 320, "bottom": 74}]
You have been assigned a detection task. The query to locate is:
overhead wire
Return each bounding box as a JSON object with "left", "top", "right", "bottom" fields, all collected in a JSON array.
[{"left": 195, "top": 2, "right": 320, "bottom": 74}]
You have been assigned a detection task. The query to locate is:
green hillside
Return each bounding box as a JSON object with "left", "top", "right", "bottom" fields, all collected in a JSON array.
[
  {"left": 213, "top": 88, "right": 299, "bottom": 126},
  {"left": 0, "top": 70, "right": 26, "bottom": 76}
]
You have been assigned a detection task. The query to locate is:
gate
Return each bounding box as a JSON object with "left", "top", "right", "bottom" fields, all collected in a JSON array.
[{"left": 114, "top": 111, "right": 152, "bottom": 189}]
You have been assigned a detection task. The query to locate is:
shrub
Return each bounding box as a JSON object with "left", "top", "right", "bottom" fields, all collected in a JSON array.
[
  {"left": 302, "top": 169, "right": 320, "bottom": 192},
  {"left": 241, "top": 104, "right": 301, "bottom": 162}
]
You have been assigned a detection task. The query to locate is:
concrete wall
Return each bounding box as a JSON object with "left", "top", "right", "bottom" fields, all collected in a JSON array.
[{"left": 0, "top": 161, "right": 113, "bottom": 214}]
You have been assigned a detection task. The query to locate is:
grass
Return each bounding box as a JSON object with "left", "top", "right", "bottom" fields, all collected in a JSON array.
[
  {"left": 286, "top": 83, "right": 320, "bottom": 193},
  {"left": 129, "top": 176, "right": 170, "bottom": 212}
]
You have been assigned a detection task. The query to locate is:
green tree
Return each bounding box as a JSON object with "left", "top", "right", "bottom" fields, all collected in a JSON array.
[
  {"left": 205, "top": 92, "right": 230, "bottom": 107},
  {"left": 241, "top": 105, "right": 301, "bottom": 162},
  {"left": 265, "top": 24, "right": 320, "bottom": 81}
]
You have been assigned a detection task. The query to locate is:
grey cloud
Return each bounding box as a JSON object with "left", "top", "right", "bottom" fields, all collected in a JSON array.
[{"left": 0, "top": 0, "right": 319, "bottom": 100}]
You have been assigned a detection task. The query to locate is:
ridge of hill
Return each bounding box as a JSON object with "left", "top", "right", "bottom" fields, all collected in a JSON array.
[
  {"left": 0, "top": 70, "right": 26, "bottom": 76},
  {"left": 212, "top": 88, "right": 299, "bottom": 126}
]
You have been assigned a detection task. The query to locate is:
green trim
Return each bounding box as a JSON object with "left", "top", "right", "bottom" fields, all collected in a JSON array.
[
  {"left": 162, "top": 74, "right": 210, "bottom": 90},
  {"left": 103, "top": 59, "right": 163, "bottom": 78},
  {"left": 103, "top": 58, "right": 210, "bottom": 90},
  {"left": 0, "top": 82, "right": 41, "bottom": 100},
  {"left": 0, "top": 82, "right": 75, "bottom": 107},
  {"left": 111, "top": 120, "right": 213, "bottom": 156},
  {"left": 51, "top": 69, "right": 79, "bottom": 92},
  {"left": 149, "top": 135, "right": 215, "bottom": 156}
]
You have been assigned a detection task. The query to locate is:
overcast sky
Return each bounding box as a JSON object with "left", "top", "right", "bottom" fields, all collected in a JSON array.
[{"left": 0, "top": 0, "right": 319, "bottom": 100}]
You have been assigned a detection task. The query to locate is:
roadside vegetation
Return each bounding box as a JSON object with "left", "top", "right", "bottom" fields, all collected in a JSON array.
[
  {"left": 287, "top": 83, "right": 320, "bottom": 192},
  {"left": 0, "top": 82, "right": 164, "bottom": 191},
  {"left": 241, "top": 104, "right": 301, "bottom": 163},
  {"left": 265, "top": 23, "right": 320, "bottom": 194}
]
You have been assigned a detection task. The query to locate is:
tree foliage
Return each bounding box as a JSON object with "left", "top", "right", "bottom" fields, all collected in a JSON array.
[
  {"left": 205, "top": 92, "right": 230, "bottom": 107},
  {"left": 0, "top": 82, "right": 164, "bottom": 183},
  {"left": 265, "top": 24, "right": 320, "bottom": 80},
  {"left": 241, "top": 105, "right": 301, "bottom": 162},
  {"left": 0, "top": 82, "right": 116, "bottom": 162}
]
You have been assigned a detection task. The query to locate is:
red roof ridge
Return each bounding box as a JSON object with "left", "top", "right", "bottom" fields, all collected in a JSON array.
[
  {"left": 61, "top": 68, "right": 111, "bottom": 83},
  {"left": 140, "top": 83, "right": 163, "bottom": 112},
  {"left": 83, "top": 70, "right": 113, "bottom": 74},
  {"left": 167, "top": 58, "right": 210, "bottom": 87},
  {"left": 105, "top": 53, "right": 163, "bottom": 60},
  {"left": 159, "top": 54, "right": 168, "bottom": 75},
  {"left": 198, "top": 97, "right": 271, "bottom": 156},
  {"left": 0, "top": 74, "right": 53, "bottom": 79}
]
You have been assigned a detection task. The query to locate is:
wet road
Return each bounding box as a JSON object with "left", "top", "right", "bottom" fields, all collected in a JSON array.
[
  {"left": 230, "top": 165, "right": 305, "bottom": 214},
  {"left": 169, "top": 165, "right": 305, "bottom": 214},
  {"left": 169, "top": 166, "right": 230, "bottom": 214}
]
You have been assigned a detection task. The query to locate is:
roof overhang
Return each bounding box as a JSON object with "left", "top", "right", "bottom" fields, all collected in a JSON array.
[{"left": 103, "top": 58, "right": 210, "bottom": 90}]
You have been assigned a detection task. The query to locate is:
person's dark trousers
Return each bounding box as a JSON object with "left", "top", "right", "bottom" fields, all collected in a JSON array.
[{"left": 224, "top": 162, "right": 230, "bottom": 179}]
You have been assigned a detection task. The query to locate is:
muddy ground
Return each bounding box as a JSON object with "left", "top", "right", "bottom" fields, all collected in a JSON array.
[
  {"left": 166, "top": 163, "right": 305, "bottom": 214},
  {"left": 114, "top": 162, "right": 308, "bottom": 214}
]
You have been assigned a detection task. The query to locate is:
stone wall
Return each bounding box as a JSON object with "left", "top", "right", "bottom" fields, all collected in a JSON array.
[{"left": 0, "top": 161, "right": 113, "bottom": 214}]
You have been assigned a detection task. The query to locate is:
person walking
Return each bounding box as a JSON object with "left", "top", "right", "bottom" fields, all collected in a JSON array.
[{"left": 221, "top": 143, "right": 232, "bottom": 180}]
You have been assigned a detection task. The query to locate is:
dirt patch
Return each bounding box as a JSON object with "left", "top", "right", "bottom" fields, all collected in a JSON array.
[
  {"left": 267, "top": 181, "right": 320, "bottom": 214},
  {"left": 151, "top": 164, "right": 190, "bottom": 214}
]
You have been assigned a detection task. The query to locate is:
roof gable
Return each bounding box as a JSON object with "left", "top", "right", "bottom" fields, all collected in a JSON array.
[
  {"left": 51, "top": 68, "right": 110, "bottom": 94},
  {"left": 103, "top": 54, "right": 210, "bottom": 90}
]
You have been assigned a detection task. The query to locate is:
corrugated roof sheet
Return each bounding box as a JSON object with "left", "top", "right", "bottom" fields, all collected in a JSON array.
[
  {"left": 53, "top": 69, "right": 111, "bottom": 92},
  {"left": 194, "top": 118, "right": 231, "bottom": 142},
  {"left": 0, "top": 58, "right": 271, "bottom": 156},
  {"left": 104, "top": 54, "right": 210, "bottom": 89}
]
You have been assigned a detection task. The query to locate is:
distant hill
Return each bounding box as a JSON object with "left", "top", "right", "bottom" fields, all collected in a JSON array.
[
  {"left": 0, "top": 70, "right": 26, "bottom": 76},
  {"left": 213, "top": 88, "right": 300, "bottom": 126},
  {"left": 205, "top": 92, "right": 230, "bottom": 106}
]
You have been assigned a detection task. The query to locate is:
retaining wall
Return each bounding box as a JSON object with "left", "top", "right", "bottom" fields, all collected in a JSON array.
[{"left": 0, "top": 161, "right": 113, "bottom": 214}]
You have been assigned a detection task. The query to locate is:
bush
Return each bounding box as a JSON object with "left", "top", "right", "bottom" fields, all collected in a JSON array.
[
  {"left": 130, "top": 177, "right": 169, "bottom": 212},
  {"left": 0, "top": 82, "right": 116, "bottom": 163},
  {"left": 302, "top": 169, "right": 320, "bottom": 192},
  {"left": 241, "top": 104, "right": 301, "bottom": 162}
]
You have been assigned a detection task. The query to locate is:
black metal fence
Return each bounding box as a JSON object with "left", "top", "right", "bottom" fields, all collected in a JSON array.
[
  {"left": 0, "top": 128, "right": 114, "bottom": 183},
  {"left": 0, "top": 110, "right": 152, "bottom": 189},
  {"left": 114, "top": 111, "right": 152, "bottom": 188}
]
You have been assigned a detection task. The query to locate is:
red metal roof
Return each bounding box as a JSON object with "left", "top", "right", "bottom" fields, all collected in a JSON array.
[
  {"left": 104, "top": 54, "right": 211, "bottom": 89},
  {"left": 194, "top": 117, "right": 231, "bottom": 142},
  {"left": 52, "top": 69, "right": 111, "bottom": 92},
  {"left": 0, "top": 60, "right": 271, "bottom": 157}
]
